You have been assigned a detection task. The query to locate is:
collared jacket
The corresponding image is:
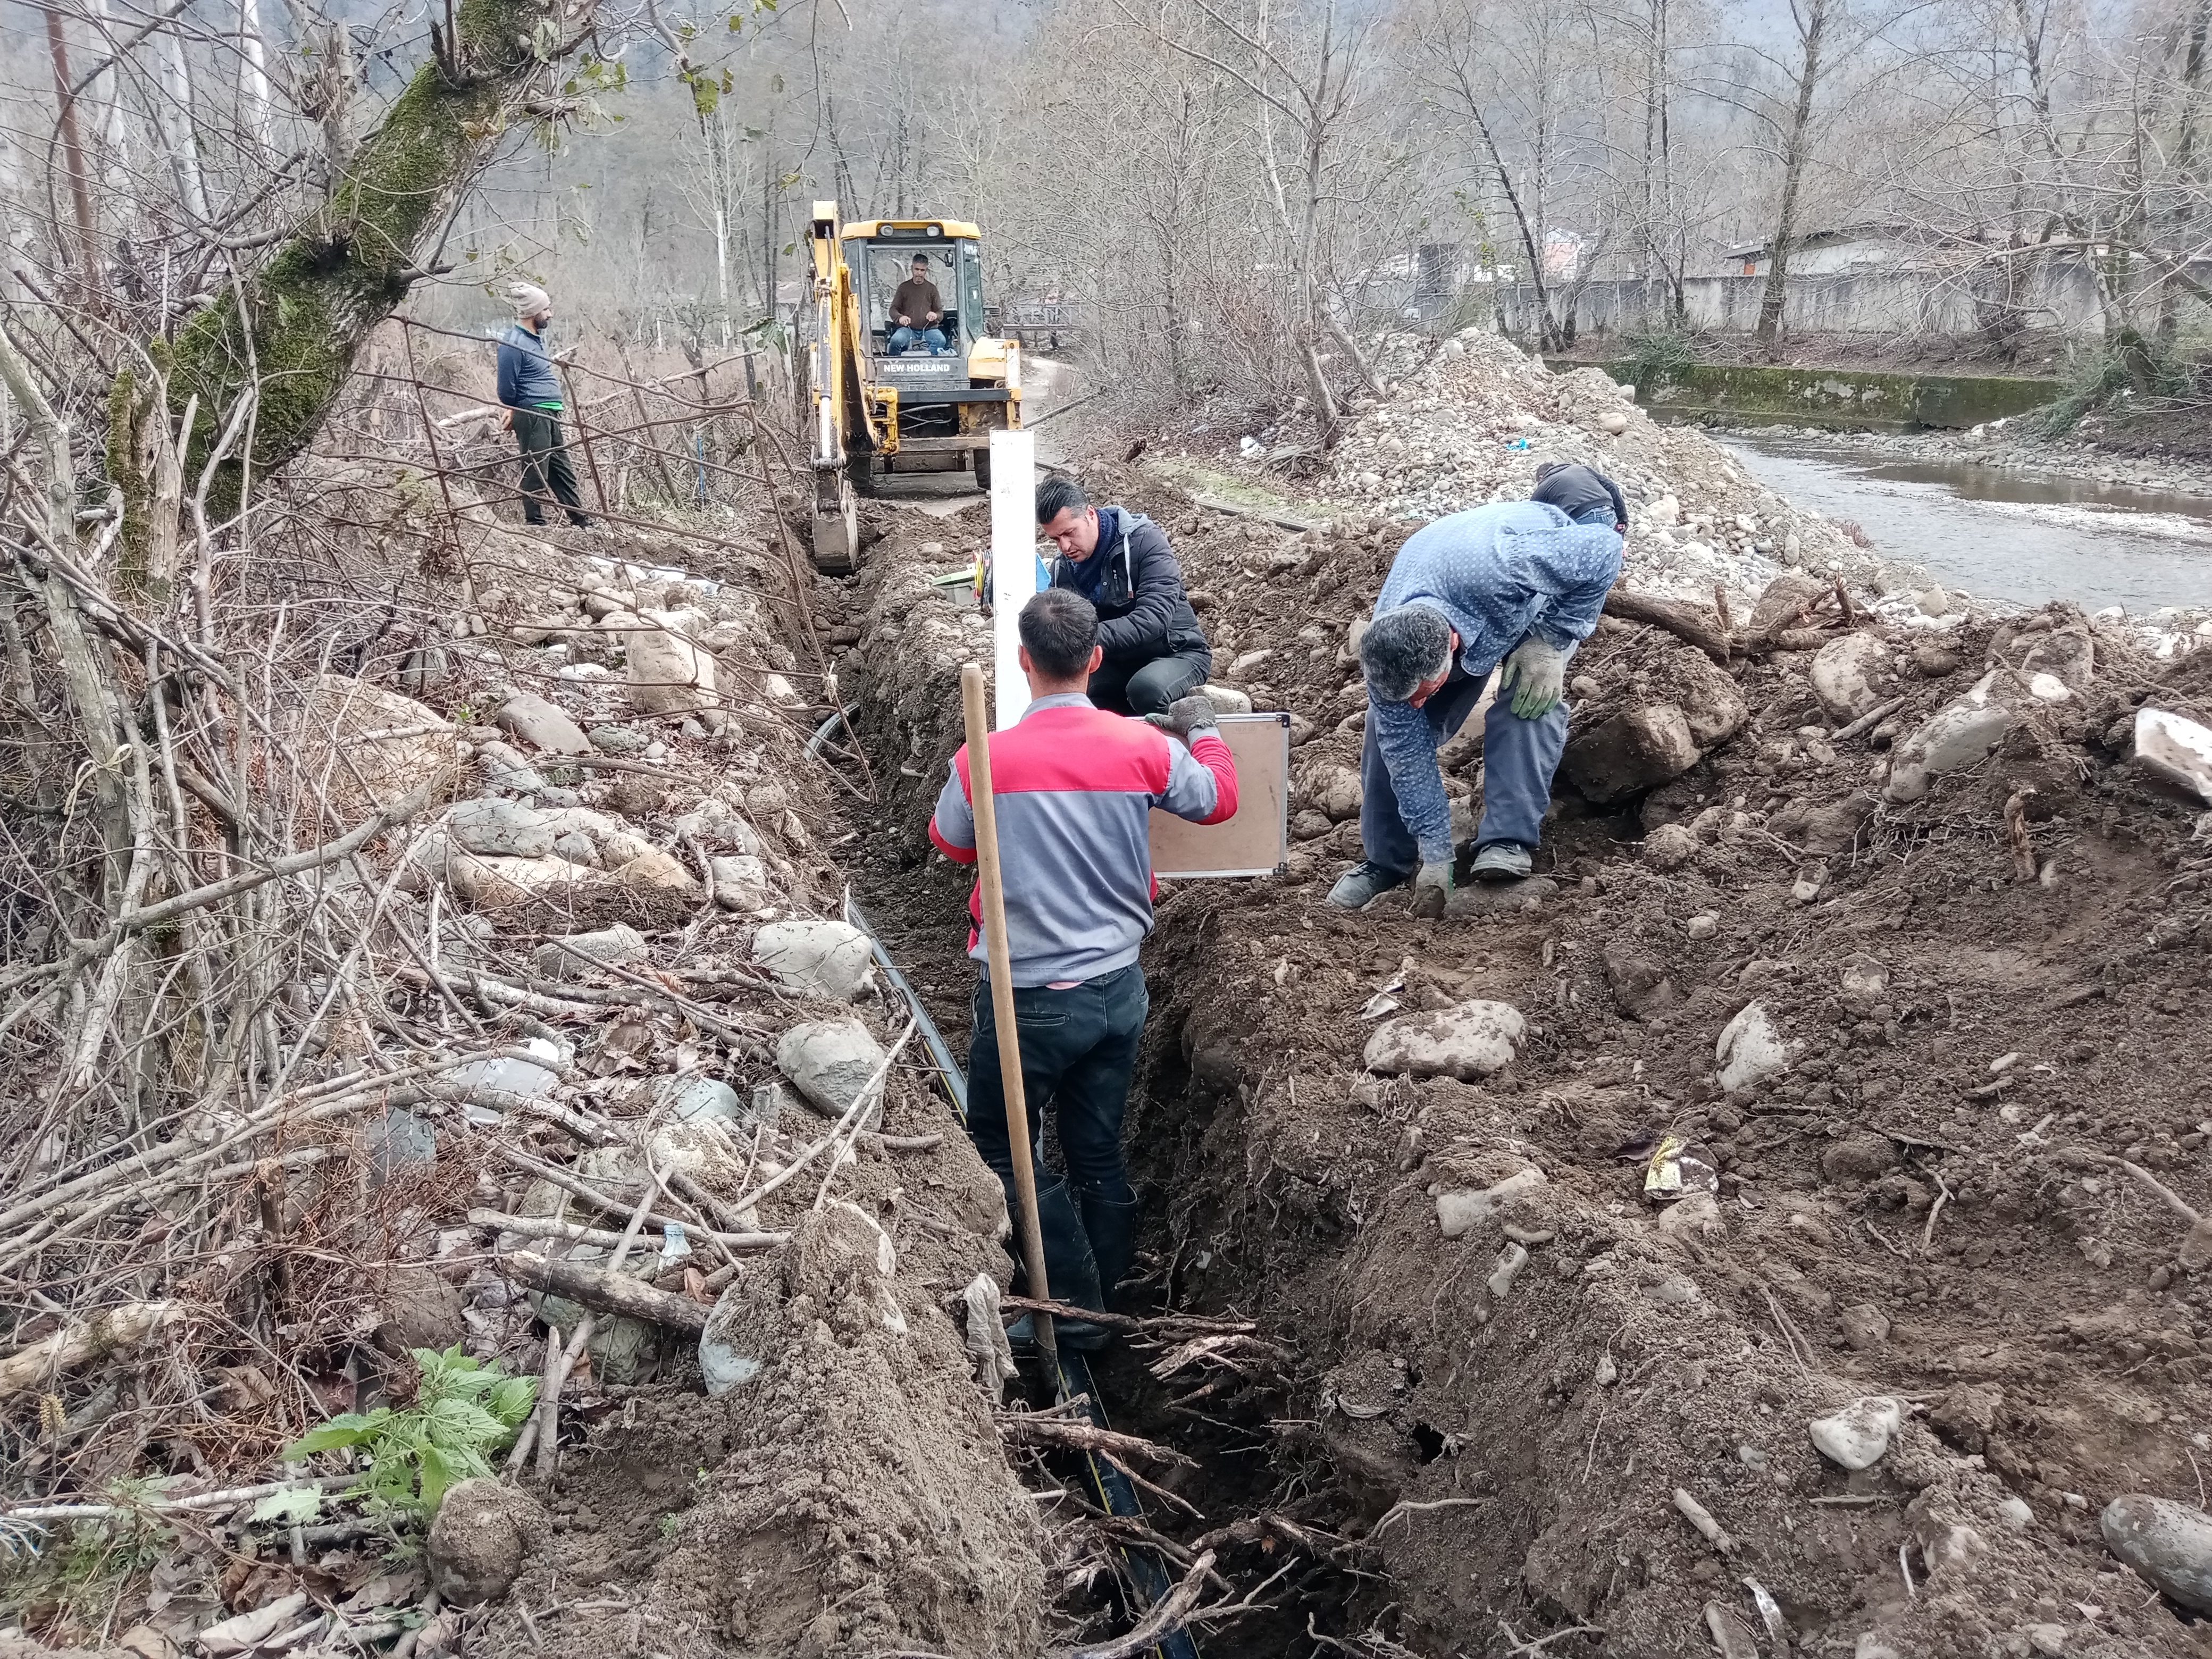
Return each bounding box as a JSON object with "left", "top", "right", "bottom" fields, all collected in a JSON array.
[
  {"left": 1369, "top": 501, "right": 1623, "bottom": 864},
  {"left": 929, "top": 692, "right": 1239, "bottom": 985},
  {"left": 497, "top": 323, "right": 563, "bottom": 410},
  {"left": 1051, "top": 507, "right": 1209, "bottom": 668}
]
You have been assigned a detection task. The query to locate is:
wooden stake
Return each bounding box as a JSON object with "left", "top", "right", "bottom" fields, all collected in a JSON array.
[{"left": 959, "top": 661, "right": 1057, "bottom": 1371}]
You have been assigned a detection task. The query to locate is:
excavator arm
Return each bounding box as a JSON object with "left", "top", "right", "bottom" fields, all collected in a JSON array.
[{"left": 805, "top": 200, "right": 865, "bottom": 573}]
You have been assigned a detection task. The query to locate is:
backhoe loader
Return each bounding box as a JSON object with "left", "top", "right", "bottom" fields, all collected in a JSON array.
[{"left": 803, "top": 201, "right": 1023, "bottom": 573}]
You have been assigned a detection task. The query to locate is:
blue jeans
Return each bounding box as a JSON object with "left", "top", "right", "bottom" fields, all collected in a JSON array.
[
  {"left": 966, "top": 965, "right": 1146, "bottom": 1311},
  {"left": 1359, "top": 657, "right": 1570, "bottom": 877},
  {"left": 887, "top": 326, "right": 947, "bottom": 356}
]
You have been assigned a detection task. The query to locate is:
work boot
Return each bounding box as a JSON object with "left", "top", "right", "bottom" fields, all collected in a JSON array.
[
  {"left": 1030, "top": 1174, "right": 1105, "bottom": 1311},
  {"left": 1326, "top": 860, "right": 1411, "bottom": 910},
  {"left": 1077, "top": 1186, "right": 1141, "bottom": 1310},
  {"left": 1470, "top": 842, "right": 1534, "bottom": 882}
]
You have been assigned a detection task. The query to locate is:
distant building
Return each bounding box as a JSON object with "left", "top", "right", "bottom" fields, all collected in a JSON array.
[
  {"left": 1722, "top": 224, "right": 1917, "bottom": 278},
  {"left": 1543, "top": 229, "right": 1581, "bottom": 281}
]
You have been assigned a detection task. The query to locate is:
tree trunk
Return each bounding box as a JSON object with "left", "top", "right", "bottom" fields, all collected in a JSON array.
[
  {"left": 165, "top": 0, "right": 566, "bottom": 510},
  {"left": 1754, "top": 0, "right": 1828, "bottom": 357},
  {"left": 43, "top": 9, "right": 100, "bottom": 284}
]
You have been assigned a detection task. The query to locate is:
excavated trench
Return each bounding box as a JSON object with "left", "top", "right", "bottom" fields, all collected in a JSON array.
[{"left": 824, "top": 482, "right": 2212, "bottom": 1659}]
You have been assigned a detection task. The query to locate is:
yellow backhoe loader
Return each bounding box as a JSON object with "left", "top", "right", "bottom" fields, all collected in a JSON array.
[{"left": 803, "top": 201, "right": 1023, "bottom": 573}]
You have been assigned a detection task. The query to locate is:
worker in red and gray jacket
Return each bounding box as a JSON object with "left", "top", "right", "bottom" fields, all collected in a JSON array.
[{"left": 930, "top": 588, "right": 1238, "bottom": 1350}]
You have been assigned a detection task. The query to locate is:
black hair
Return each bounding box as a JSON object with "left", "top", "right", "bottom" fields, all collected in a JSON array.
[
  {"left": 1019, "top": 588, "right": 1099, "bottom": 680},
  {"left": 1035, "top": 475, "right": 1090, "bottom": 527}
]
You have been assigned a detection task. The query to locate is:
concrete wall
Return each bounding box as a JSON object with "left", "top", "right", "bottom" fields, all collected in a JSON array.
[{"left": 1491, "top": 265, "right": 2108, "bottom": 341}]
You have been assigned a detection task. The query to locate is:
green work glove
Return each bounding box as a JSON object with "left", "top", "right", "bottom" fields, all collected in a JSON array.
[
  {"left": 1143, "top": 693, "right": 1220, "bottom": 745},
  {"left": 1499, "top": 637, "right": 1569, "bottom": 720},
  {"left": 1412, "top": 859, "right": 1453, "bottom": 919}
]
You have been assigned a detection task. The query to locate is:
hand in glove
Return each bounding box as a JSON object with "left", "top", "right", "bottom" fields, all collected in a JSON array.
[
  {"left": 1143, "top": 694, "right": 1220, "bottom": 744},
  {"left": 1411, "top": 859, "right": 1453, "bottom": 920},
  {"left": 1498, "top": 637, "right": 1569, "bottom": 720}
]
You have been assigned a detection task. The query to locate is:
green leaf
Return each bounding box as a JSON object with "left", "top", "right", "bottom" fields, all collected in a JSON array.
[
  {"left": 284, "top": 1413, "right": 379, "bottom": 1457},
  {"left": 487, "top": 1377, "right": 539, "bottom": 1428},
  {"left": 250, "top": 1487, "right": 324, "bottom": 1525}
]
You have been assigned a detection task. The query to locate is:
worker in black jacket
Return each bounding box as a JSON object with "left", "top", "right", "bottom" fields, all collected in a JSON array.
[{"left": 1036, "top": 476, "right": 1212, "bottom": 716}]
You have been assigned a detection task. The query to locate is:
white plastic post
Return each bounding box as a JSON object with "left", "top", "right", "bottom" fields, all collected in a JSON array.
[{"left": 989, "top": 427, "right": 1038, "bottom": 730}]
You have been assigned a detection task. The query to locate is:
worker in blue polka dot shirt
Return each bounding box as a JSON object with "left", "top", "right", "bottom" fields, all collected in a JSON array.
[{"left": 1329, "top": 463, "right": 1627, "bottom": 917}]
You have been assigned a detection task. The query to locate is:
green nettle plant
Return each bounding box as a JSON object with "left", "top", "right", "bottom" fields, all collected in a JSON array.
[{"left": 283, "top": 1347, "right": 538, "bottom": 1514}]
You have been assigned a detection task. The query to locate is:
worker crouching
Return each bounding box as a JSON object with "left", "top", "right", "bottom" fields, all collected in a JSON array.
[
  {"left": 929, "top": 590, "right": 1238, "bottom": 1348},
  {"left": 1329, "top": 467, "right": 1625, "bottom": 917}
]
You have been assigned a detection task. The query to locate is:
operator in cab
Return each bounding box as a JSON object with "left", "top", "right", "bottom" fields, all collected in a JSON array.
[
  {"left": 888, "top": 254, "right": 947, "bottom": 356},
  {"left": 1036, "top": 476, "right": 1213, "bottom": 718}
]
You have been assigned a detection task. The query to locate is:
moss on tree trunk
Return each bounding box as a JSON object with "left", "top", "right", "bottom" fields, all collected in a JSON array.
[{"left": 166, "top": 0, "right": 549, "bottom": 509}]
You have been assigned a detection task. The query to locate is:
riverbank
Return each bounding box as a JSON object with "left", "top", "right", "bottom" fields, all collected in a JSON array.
[{"left": 1708, "top": 419, "right": 2212, "bottom": 506}]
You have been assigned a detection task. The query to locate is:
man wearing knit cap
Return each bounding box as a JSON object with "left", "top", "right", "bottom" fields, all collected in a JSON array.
[{"left": 497, "top": 282, "right": 591, "bottom": 529}]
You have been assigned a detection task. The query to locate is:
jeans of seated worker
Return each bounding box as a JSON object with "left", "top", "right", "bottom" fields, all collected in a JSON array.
[
  {"left": 1086, "top": 649, "right": 1211, "bottom": 717},
  {"left": 887, "top": 325, "right": 948, "bottom": 356},
  {"left": 965, "top": 964, "right": 1147, "bottom": 1311},
  {"left": 1358, "top": 654, "right": 1570, "bottom": 877}
]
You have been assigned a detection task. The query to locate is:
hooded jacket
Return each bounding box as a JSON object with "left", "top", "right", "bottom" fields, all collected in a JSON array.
[{"left": 1050, "top": 507, "right": 1209, "bottom": 667}]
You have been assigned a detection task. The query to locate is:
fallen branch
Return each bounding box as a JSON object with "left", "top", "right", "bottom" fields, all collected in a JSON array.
[
  {"left": 0, "top": 1302, "right": 185, "bottom": 1400},
  {"left": 994, "top": 1294, "right": 1260, "bottom": 1340},
  {"left": 2066, "top": 1149, "right": 2212, "bottom": 1269},
  {"left": 998, "top": 1413, "right": 1195, "bottom": 1468},
  {"left": 490, "top": 1250, "right": 709, "bottom": 1334},
  {"left": 1602, "top": 589, "right": 1731, "bottom": 664},
  {"left": 1833, "top": 695, "right": 1907, "bottom": 742},
  {"left": 1, "top": 1472, "right": 357, "bottom": 1523},
  {"left": 1047, "top": 1549, "right": 1217, "bottom": 1659},
  {"left": 467, "top": 1209, "right": 786, "bottom": 1252}
]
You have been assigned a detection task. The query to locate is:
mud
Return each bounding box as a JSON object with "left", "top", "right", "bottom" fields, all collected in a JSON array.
[{"left": 833, "top": 467, "right": 2212, "bottom": 1659}]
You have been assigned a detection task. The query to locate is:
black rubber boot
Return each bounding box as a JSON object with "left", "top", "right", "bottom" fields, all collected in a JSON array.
[{"left": 1078, "top": 1188, "right": 1141, "bottom": 1310}]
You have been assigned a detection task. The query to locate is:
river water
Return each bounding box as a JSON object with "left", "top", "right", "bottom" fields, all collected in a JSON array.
[{"left": 1719, "top": 433, "right": 2212, "bottom": 613}]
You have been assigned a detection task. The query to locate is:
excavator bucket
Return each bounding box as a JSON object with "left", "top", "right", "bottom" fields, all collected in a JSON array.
[{"left": 811, "top": 489, "right": 859, "bottom": 576}]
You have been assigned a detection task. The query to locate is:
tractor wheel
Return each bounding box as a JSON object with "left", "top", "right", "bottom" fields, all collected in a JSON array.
[
  {"left": 849, "top": 450, "right": 877, "bottom": 496},
  {"left": 973, "top": 446, "right": 992, "bottom": 492}
]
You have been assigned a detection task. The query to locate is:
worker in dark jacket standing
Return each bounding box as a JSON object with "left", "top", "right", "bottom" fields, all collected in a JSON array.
[
  {"left": 497, "top": 282, "right": 591, "bottom": 529},
  {"left": 930, "top": 589, "right": 1238, "bottom": 1347},
  {"left": 1037, "top": 476, "right": 1211, "bottom": 716}
]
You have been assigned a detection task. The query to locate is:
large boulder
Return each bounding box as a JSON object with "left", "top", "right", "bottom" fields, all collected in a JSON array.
[
  {"left": 1749, "top": 572, "right": 1829, "bottom": 634},
  {"left": 445, "top": 798, "right": 556, "bottom": 859},
  {"left": 753, "top": 919, "right": 875, "bottom": 1000},
  {"left": 777, "top": 1017, "right": 891, "bottom": 1127},
  {"left": 1716, "top": 1001, "right": 1788, "bottom": 1092},
  {"left": 2102, "top": 1494, "right": 2212, "bottom": 1612},
  {"left": 299, "top": 675, "right": 461, "bottom": 823},
  {"left": 611, "top": 608, "right": 720, "bottom": 717},
  {"left": 1884, "top": 673, "right": 2016, "bottom": 803},
  {"left": 1809, "top": 632, "right": 1899, "bottom": 723},
  {"left": 496, "top": 693, "right": 591, "bottom": 755},
  {"left": 426, "top": 1479, "right": 548, "bottom": 1604},
  {"left": 2136, "top": 708, "right": 2212, "bottom": 806},
  {"left": 1364, "top": 1000, "right": 1524, "bottom": 1080},
  {"left": 1563, "top": 706, "right": 1700, "bottom": 804},
  {"left": 533, "top": 924, "right": 648, "bottom": 979}
]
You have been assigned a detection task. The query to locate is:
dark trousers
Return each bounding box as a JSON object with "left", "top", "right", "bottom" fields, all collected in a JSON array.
[
  {"left": 1358, "top": 655, "right": 1570, "bottom": 877},
  {"left": 965, "top": 964, "right": 1146, "bottom": 1311},
  {"left": 513, "top": 409, "right": 590, "bottom": 527},
  {"left": 1087, "top": 650, "right": 1210, "bottom": 717}
]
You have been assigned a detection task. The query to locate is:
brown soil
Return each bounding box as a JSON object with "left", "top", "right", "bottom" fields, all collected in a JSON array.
[{"left": 837, "top": 470, "right": 2212, "bottom": 1658}]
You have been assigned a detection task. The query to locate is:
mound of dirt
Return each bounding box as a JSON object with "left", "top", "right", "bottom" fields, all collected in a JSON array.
[
  {"left": 842, "top": 460, "right": 2212, "bottom": 1658},
  {"left": 1201, "top": 331, "right": 1905, "bottom": 604}
]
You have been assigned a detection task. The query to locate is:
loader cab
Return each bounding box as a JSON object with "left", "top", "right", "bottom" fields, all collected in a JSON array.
[{"left": 844, "top": 221, "right": 988, "bottom": 391}]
